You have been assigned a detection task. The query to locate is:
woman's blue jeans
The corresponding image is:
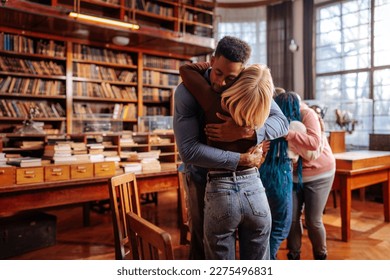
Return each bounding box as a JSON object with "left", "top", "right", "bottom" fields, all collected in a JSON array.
[{"left": 203, "top": 169, "right": 271, "bottom": 260}]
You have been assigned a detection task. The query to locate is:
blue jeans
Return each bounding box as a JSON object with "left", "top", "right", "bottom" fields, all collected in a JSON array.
[
  {"left": 185, "top": 172, "right": 206, "bottom": 260},
  {"left": 203, "top": 168, "right": 271, "bottom": 260},
  {"left": 262, "top": 163, "right": 293, "bottom": 260}
]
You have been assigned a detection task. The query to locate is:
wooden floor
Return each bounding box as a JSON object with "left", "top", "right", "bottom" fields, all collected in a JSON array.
[{"left": 5, "top": 188, "right": 390, "bottom": 260}]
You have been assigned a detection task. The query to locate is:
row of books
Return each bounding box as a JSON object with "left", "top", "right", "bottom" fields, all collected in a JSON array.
[
  {"left": 0, "top": 57, "right": 65, "bottom": 76},
  {"left": 142, "top": 2, "right": 174, "bottom": 17},
  {"left": 43, "top": 141, "right": 121, "bottom": 164},
  {"left": 113, "top": 103, "right": 137, "bottom": 120},
  {"left": 143, "top": 54, "right": 186, "bottom": 70},
  {"left": 73, "top": 81, "right": 137, "bottom": 100},
  {"left": 143, "top": 105, "right": 169, "bottom": 116},
  {"left": 184, "top": 11, "right": 213, "bottom": 25},
  {"left": 122, "top": 149, "right": 161, "bottom": 173},
  {"left": 142, "top": 70, "right": 180, "bottom": 86},
  {"left": 0, "top": 32, "right": 66, "bottom": 57},
  {"left": 73, "top": 44, "right": 134, "bottom": 65},
  {"left": 73, "top": 63, "right": 137, "bottom": 82},
  {"left": 73, "top": 103, "right": 137, "bottom": 120},
  {"left": 142, "top": 87, "right": 171, "bottom": 102},
  {"left": 0, "top": 100, "right": 65, "bottom": 118},
  {"left": 0, "top": 77, "right": 65, "bottom": 96}
]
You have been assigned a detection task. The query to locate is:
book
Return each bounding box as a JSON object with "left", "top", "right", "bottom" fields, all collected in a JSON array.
[
  {"left": 7, "top": 157, "right": 42, "bottom": 167},
  {"left": 122, "top": 162, "right": 142, "bottom": 173}
]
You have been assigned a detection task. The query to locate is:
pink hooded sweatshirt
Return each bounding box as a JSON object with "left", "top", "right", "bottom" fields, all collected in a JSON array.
[{"left": 285, "top": 102, "right": 336, "bottom": 182}]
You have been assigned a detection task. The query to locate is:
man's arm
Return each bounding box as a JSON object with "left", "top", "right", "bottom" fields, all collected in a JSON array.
[
  {"left": 173, "top": 84, "right": 261, "bottom": 170},
  {"left": 205, "top": 100, "right": 289, "bottom": 143}
]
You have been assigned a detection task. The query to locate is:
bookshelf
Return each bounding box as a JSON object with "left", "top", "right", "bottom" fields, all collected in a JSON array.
[
  {"left": 0, "top": 29, "right": 189, "bottom": 135},
  {"left": 142, "top": 54, "right": 187, "bottom": 116},
  {"left": 0, "top": 32, "right": 67, "bottom": 134},
  {"left": 0, "top": 0, "right": 215, "bottom": 164},
  {"left": 71, "top": 43, "right": 139, "bottom": 132},
  {"left": 24, "top": 1, "right": 214, "bottom": 39}
]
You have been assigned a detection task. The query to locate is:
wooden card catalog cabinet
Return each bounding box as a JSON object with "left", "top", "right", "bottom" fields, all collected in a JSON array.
[
  {"left": 0, "top": 166, "right": 16, "bottom": 187},
  {"left": 16, "top": 167, "right": 44, "bottom": 184},
  {"left": 70, "top": 163, "right": 93, "bottom": 179},
  {"left": 44, "top": 165, "right": 70, "bottom": 182},
  {"left": 94, "top": 162, "right": 116, "bottom": 177}
]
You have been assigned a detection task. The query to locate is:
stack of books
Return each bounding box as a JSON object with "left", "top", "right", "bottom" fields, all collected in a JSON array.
[
  {"left": 7, "top": 156, "right": 42, "bottom": 167},
  {"left": 141, "top": 158, "right": 161, "bottom": 172},
  {"left": 122, "top": 162, "right": 142, "bottom": 173},
  {"left": 44, "top": 142, "right": 76, "bottom": 163}
]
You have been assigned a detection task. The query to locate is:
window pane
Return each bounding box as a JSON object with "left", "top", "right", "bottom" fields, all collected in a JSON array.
[
  {"left": 374, "top": 68, "right": 390, "bottom": 100},
  {"left": 316, "top": 72, "right": 369, "bottom": 100},
  {"left": 216, "top": 7, "right": 267, "bottom": 64},
  {"left": 374, "top": 0, "right": 390, "bottom": 66},
  {"left": 316, "top": 1, "right": 371, "bottom": 73}
]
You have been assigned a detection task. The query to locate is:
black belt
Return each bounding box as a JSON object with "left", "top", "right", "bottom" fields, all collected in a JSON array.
[{"left": 208, "top": 167, "right": 258, "bottom": 179}]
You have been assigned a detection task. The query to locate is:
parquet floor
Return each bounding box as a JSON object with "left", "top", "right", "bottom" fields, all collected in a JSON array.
[{"left": 5, "top": 189, "right": 390, "bottom": 260}]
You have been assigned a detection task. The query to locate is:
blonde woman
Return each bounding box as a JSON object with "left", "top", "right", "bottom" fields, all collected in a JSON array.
[{"left": 179, "top": 61, "right": 273, "bottom": 260}]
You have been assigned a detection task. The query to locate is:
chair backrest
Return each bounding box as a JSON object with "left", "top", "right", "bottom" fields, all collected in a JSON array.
[
  {"left": 126, "top": 211, "right": 174, "bottom": 260},
  {"left": 177, "top": 169, "right": 190, "bottom": 245},
  {"left": 108, "top": 172, "right": 141, "bottom": 260}
]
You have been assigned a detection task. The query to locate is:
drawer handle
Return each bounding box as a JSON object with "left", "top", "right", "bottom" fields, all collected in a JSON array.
[
  {"left": 24, "top": 174, "right": 36, "bottom": 178},
  {"left": 0, "top": 170, "right": 4, "bottom": 175},
  {"left": 77, "top": 169, "right": 87, "bottom": 173},
  {"left": 76, "top": 166, "right": 87, "bottom": 171},
  {"left": 100, "top": 164, "right": 109, "bottom": 168},
  {"left": 100, "top": 168, "right": 109, "bottom": 171},
  {"left": 24, "top": 170, "right": 35, "bottom": 175},
  {"left": 52, "top": 168, "right": 63, "bottom": 172},
  {"left": 52, "top": 172, "right": 63, "bottom": 176}
]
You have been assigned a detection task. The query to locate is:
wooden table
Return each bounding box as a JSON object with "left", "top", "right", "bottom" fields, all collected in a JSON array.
[
  {"left": 0, "top": 163, "right": 179, "bottom": 224},
  {"left": 332, "top": 151, "right": 390, "bottom": 241}
]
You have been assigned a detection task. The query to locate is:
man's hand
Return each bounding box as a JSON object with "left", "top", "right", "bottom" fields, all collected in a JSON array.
[
  {"left": 205, "top": 113, "right": 255, "bottom": 142},
  {"left": 238, "top": 144, "right": 263, "bottom": 168}
]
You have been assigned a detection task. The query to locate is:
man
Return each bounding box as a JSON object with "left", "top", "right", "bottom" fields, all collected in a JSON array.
[{"left": 173, "top": 36, "right": 289, "bottom": 259}]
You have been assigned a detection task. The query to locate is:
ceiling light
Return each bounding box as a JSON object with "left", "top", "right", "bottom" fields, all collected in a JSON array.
[{"left": 69, "top": 12, "right": 139, "bottom": 30}]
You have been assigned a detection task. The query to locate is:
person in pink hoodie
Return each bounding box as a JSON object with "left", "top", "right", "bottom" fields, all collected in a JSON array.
[{"left": 282, "top": 91, "right": 335, "bottom": 260}]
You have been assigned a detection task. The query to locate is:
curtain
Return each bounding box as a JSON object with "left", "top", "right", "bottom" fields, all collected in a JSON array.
[
  {"left": 303, "top": 0, "right": 314, "bottom": 99},
  {"left": 266, "top": 0, "right": 293, "bottom": 91}
]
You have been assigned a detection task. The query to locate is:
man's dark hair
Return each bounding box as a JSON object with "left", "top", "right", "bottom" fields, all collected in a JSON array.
[{"left": 214, "top": 36, "right": 251, "bottom": 64}]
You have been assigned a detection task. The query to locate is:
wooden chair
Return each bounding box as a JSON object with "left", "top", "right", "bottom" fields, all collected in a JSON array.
[
  {"left": 108, "top": 172, "right": 141, "bottom": 260},
  {"left": 126, "top": 211, "right": 174, "bottom": 260},
  {"left": 177, "top": 169, "right": 190, "bottom": 245}
]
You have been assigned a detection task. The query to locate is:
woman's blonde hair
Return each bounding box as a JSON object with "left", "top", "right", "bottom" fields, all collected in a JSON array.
[{"left": 221, "top": 64, "right": 274, "bottom": 129}]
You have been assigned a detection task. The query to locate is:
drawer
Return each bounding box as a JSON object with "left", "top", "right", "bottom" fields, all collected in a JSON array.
[
  {"left": 0, "top": 166, "right": 16, "bottom": 187},
  {"left": 94, "top": 162, "right": 116, "bottom": 177},
  {"left": 16, "top": 167, "right": 44, "bottom": 184},
  {"left": 70, "top": 163, "right": 93, "bottom": 179},
  {"left": 44, "top": 165, "right": 70, "bottom": 182}
]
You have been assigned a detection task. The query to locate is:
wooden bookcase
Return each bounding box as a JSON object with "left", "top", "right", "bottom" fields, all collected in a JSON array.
[
  {"left": 0, "top": 29, "right": 190, "bottom": 134},
  {"left": 0, "top": 34, "right": 67, "bottom": 134},
  {"left": 0, "top": 0, "right": 214, "bottom": 164}
]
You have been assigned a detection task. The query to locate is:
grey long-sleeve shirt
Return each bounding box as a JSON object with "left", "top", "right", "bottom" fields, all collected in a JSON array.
[{"left": 173, "top": 69, "right": 288, "bottom": 184}]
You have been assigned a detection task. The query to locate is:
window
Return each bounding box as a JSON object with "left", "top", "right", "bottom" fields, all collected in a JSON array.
[
  {"left": 215, "top": 7, "right": 267, "bottom": 65},
  {"left": 314, "top": 0, "right": 390, "bottom": 148}
]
